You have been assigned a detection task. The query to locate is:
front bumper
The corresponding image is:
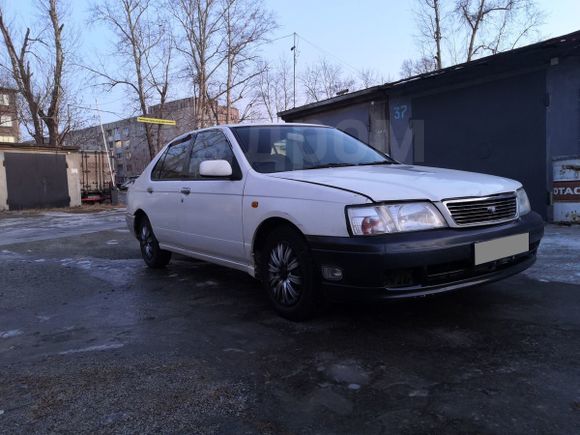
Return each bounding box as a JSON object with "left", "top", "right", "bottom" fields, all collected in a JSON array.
[{"left": 306, "top": 212, "right": 544, "bottom": 301}]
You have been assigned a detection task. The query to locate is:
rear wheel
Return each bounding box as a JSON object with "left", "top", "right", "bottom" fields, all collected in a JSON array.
[
  {"left": 138, "top": 216, "right": 172, "bottom": 268},
  {"left": 260, "top": 227, "right": 321, "bottom": 320}
]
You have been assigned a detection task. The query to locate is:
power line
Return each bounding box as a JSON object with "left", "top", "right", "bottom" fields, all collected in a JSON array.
[
  {"left": 268, "top": 33, "right": 294, "bottom": 43},
  {"left": 296, "top": 33, "right": 363, "bottom": 75}
]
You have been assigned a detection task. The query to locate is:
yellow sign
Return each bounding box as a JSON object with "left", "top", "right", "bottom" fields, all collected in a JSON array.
[{"left": 137, "top": 116, "right": 176, "bottom": 126}]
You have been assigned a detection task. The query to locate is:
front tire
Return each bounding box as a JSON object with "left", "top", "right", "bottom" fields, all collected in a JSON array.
[
  {"left": 138, "top": 216, "right": 172, "bottom": 268},
  {"left": 259, "top": 227, "right": 321, "bottom": 321}
]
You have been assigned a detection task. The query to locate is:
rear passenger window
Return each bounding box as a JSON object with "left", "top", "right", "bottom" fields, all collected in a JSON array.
[{"left": 187, "top": 130, "right": 236, "bottom": 179}]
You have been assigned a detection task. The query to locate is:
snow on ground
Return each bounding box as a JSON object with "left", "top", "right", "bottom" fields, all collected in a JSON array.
[
  {"left": 0, "top": 209, "right": 126, "bottom": 246},
  {"left": 1, "top": 208, "right": 578, "bottom": 286},
  {"left": 523, "top": 224, "right": 580, "bottom": 285}
]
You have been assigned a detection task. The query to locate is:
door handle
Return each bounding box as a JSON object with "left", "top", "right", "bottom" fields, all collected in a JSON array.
[
  {"left": 180, "top": 187, "right": 191, "bottom": 195},
  {"left": 146, "top": 187, "right": 153, "bottom": 194}
]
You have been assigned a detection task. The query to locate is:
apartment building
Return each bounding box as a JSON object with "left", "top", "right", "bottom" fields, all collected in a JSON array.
[
  {"left": 0, "top": 88, "right": 20, "bottom": 144},
  {"left": 66, "top": 97, "right": 239, "bottom": 184}
]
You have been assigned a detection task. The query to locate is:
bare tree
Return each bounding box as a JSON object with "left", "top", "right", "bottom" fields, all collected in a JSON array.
[
  {"left": 256, "top": 57, "right": 292, "bottom": 122},
  {"left": 456, "top": 0, "right": 545, "bottom": 61},
  {"left": 216, "top": 0, "right": 275, "bottom": 123},
  {"left": 416, "top": 0, "right": 445, "bottom": 69},
  {"left": 169, "top": 0, "right": 225, "bottom": 128},
  {"left": 357, "top": 68, "right": 384, "bottom": 89},
  {"left": 0, "top": 0, "right": 70, "bottom": 147},
  {"left": 400, "top": 56, "right": 439, "bottom": 78},
  {"left": 89, "top": 0, "right": 173, "bottom": 158},
  {"left": 301, "top": 58, "right": 355, "bottom": 103},
  {"left": 403, "top": 0, "right": 545, "bottom": 77},
  {"left": 144, "top": 23, "right": 174, "bottom": 152}
]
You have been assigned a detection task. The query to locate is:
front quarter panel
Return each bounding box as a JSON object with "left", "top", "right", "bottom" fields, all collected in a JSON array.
[{"left": 242, "top": 173, "right": 369, "bottom": 257}]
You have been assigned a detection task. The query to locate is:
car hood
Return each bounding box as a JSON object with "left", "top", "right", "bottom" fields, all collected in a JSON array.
[{"left": 267, "top": 164, "right": 521, "bottom": 202}]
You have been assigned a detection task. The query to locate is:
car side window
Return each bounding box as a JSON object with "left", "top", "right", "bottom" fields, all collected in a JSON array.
[
  {"left": 187, "top": 130, "right": 236, "bottom": 179},
  {"left": 151, "top": 151, "right": 167, "bottom": 180},
  {"left": 152, "top": 138, "right": 193, "bottom": 180}
]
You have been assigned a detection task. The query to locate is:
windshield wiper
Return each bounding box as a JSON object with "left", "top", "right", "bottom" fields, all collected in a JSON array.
[
  {"left": 305, "top": 163, "right": 356, "bottom": 170},
  {"left": 356, "top": 160, "right": 397, "bottom": 166}
]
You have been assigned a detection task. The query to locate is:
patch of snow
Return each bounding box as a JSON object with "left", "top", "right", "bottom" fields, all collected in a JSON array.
[
  {"left": 0, "top": 329, "right": 23, "bottom": 338},
  {"left": 58, "top": 343, "right": 124, "bottom": 355},
  {"left": 409, "top": 389, "right": 429, "bottom": 397}
]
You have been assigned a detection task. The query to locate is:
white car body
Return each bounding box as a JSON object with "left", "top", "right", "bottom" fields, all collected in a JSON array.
[{"left": 126, "top": 123, "right": 543, "bottom": 317}]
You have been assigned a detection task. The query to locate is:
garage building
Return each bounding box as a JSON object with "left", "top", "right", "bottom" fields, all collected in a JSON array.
[
  {"left": 279, "top": 30, "right": 580, "bottom": 221},
  {"left": 0, "top": 144, "right": 82, "bottom": 211}
]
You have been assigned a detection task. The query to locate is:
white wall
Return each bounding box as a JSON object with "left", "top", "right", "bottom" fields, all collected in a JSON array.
[
  {"left": 66, "top": 153, "right": 81, "bottom": 207},
  {"left": 0, "top": 152, "right": 7, "bottom": 210}
]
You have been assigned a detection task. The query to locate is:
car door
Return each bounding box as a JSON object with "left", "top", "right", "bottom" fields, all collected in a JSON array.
[
  {"left": 178, "top": 129, "right": 246, "bottom": 265},
  {"left": 145, "top": 136, "right": 194, "bottom": 247}
]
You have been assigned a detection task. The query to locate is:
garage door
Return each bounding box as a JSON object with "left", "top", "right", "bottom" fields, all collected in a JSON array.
[{"left": 4, "top": 153, "right": 70, "bottom": 210}]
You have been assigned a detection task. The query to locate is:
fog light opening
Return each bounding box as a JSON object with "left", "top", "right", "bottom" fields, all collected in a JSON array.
[{"left": 321, "top": 265, "right": 343, "bottom": 281}]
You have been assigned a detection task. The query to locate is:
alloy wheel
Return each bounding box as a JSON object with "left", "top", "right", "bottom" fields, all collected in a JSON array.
[
  {"left": 140, "top": 223, "right": 154, "bottom": 260},
  {"left": 268, "top": 242, "right": 302, "bottom": 306}
]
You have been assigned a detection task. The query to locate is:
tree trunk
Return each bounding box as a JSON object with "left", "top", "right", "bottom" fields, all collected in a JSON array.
[{"left": 434, "top": 0, "right": 443, "bottom": 69}]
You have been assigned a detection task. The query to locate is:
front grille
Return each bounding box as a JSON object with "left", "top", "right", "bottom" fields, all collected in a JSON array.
[{"left": 444, "top": 193, "right": 517, "bottom": 226}]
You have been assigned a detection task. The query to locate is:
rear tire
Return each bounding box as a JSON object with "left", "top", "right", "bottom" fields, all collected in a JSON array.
[
  {"left": 138, "top": 216, "right": 172, "bottom": 268},
  {"left": 259, "top": 226, "right": 321, "bottom": 321}
]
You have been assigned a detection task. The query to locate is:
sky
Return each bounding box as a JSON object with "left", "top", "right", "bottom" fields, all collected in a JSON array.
[{"left": 3, "top": 0, "right": 580, "bottom": 124}]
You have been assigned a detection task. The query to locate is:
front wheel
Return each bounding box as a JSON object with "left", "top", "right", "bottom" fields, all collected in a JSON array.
[
  {"left": 138, "top": 216, "right": 172, "bottom": 268},
  {"left": 260, "top": 227, "right": 321, "bottom": 321}
]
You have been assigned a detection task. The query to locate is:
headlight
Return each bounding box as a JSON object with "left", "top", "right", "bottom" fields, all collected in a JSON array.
[
  {"left": 516, "top": 188, "right": 531, "bottom": 216},
  {"left": 347, "top": 202, "right": 447, "bottom": 235}
]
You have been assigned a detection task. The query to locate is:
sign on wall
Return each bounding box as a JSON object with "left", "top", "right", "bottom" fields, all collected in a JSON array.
[{"left": 553, "top": 180, "right": 580, "bottom": 202}]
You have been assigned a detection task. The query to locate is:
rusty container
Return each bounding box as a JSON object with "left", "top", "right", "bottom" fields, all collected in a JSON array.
[{"left": 553, "top": 155, "right": 580, "bottom": 223}]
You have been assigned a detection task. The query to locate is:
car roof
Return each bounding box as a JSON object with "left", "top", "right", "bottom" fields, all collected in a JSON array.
[{"left": 167, "top": 123, "right": 331, "bottom": 145}]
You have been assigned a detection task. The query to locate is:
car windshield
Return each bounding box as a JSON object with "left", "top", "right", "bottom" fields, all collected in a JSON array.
[{"left": 231, "top": 125, "right": 396, "bottom": 174}]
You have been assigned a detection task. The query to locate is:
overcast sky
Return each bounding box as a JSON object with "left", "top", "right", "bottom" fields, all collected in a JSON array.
[{"left": 3, "top": 0, "right": 580, "bottom": 123}]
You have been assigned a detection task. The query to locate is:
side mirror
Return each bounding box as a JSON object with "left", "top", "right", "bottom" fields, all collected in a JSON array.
[{"left": 199, "top": 159, "right": 233, "bottom": 178}]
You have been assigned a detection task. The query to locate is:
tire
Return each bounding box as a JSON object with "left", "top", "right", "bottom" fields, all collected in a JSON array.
[
  {"left": 259, "top": 226, "right": 321, "bottom": 321},
  {"left": 138, "top": 216, "right": 172, "bottom": 268}
]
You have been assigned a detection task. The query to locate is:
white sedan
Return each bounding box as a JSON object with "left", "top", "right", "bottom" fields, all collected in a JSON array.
[{"left": 126, "top": 124, "right": 544, "bottom": 320}]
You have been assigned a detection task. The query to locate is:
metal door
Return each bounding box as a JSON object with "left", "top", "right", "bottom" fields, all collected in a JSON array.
[{"left": 4, "top": 152, "right": 70, "bottom": 210}]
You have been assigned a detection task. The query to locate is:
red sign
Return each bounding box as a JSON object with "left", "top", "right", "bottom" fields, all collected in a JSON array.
[{"left": 553, "top": 180, "right": 580, "bottom": 202}]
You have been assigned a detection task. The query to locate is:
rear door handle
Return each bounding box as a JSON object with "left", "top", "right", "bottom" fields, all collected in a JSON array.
[
  {"left": 180, "top": 187, "right": 191, "bottom": 195},
  {"left": 146, "top": 187, "right": 153, "bottom": 194}
]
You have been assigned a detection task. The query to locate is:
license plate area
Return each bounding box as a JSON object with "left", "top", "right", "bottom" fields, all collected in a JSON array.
[{"left": 474, "top": 233, "right": 529, "bottom": 266}]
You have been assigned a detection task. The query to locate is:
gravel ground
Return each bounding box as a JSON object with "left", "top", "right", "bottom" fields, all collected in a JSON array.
[{"left": 0, "top": 210, "right": 579, "bottom": 434}]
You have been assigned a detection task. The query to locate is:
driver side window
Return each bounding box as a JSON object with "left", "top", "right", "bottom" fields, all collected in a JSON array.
[
  {"left": 151, "top": 136, "right": 193, "bottom": 180},
  {"left": 187, "top": 130, "right": 236, "bottom": 179}
]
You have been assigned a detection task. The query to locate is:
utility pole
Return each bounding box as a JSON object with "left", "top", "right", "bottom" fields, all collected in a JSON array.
[
  {"left": 95, "top": 99, "right": 115, "bottom": 188},
  {"left": 291, "top": 32, "right": 297, "bottom": 108}
]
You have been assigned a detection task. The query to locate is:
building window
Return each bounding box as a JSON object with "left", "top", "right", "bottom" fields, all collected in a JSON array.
[
  {"left": 1, "top": 115, "right": 12, "bottom": 127},
  {"left": 0, "top": 135, "right": 15, "bottom": 143},
  {"left": 123, "top": 127, "right": 129, "bottom": 137},
  {"left": 0, "top": 94, "right": 9, "bottom": 106}
]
